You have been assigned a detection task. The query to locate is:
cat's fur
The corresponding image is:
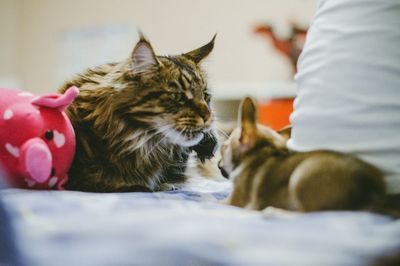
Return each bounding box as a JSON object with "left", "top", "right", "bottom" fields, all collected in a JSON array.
[
  {"left": 219, "top": 97, "right": 400, "bottom": 214},
  {"left": 59, "top": 34, "right": 217, "bottom": 192}
]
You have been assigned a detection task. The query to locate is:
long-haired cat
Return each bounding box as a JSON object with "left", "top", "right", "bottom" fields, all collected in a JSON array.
[
  {"left": 219, "top": 97, "right": 400, "bottom": 215},
  {"left": 59, "top": 34, "right": 218, "bottom": 192}
]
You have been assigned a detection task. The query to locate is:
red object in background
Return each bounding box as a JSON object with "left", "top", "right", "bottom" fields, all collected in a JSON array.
[
  {"left": 254, "top": 24, "right": 308, "bottom": 73},
  {"left": 0, "top": 87, "right": 78, "bottom": 190},
  {"left": 258, "top": 98, "right": 294, "bottom": 130}
]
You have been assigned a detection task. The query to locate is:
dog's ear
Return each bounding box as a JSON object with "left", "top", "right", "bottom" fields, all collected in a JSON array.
[
  {"left": 278, "top": 125, "right": 291, "bottom": 141},
  {"left": 239, "top": 97, "right": 257, "bottom": 148}
]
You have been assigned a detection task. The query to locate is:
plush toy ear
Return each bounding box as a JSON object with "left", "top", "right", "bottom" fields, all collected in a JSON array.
[
  {"left": 239, "top": 97, "right": 258, "bottom": 147},
  {"left": 31, "top": 86, "right": 79, "bottom": 111}
]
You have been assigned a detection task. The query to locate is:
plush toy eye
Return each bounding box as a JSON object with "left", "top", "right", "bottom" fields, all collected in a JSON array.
[{"left": 45, "top": 130, "right": 54, "bottom": 140}]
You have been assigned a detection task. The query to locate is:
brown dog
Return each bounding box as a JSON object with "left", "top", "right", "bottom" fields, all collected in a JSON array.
[{"left": 219, "top": 97, "right": 388, "bottom": 213}]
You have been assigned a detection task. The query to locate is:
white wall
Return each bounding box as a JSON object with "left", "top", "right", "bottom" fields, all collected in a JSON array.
[
  {"left": 0, "top": 0, "right": 21, "bottom": 87},
  {"left": 2, "top": 0, "right": 318, "bottom": 93}
]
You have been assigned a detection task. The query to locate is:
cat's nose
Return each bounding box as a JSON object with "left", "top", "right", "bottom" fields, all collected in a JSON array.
[
  {"left": 195, "top": 100, "right": 212, "bottom": 125},
  {"left": 202, "top": 110, "right": 212, "bottom": 125}
]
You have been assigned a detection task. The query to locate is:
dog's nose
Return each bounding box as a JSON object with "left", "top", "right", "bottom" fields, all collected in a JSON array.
[{"left": 218, "top": 161, "right": 229, "bottom": 179}]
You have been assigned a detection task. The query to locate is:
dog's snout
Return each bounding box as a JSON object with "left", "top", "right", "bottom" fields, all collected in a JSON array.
[{"left": 218, "top": 161, "right": 229, "bottom": 179}]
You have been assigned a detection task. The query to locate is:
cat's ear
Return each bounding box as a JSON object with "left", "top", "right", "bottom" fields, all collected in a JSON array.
[
  {"left": 183, "top": 34, "right": 216, "bottom": 64},
  {"left": 130, "top": 34, "right": 159, "bottom": 74},
  {"left": 239, "top": 97, "right": 257, "bottom": 147}
]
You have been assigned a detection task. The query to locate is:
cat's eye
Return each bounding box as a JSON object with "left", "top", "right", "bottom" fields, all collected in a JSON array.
[
  {"left": 45, "top": 130, "right": 54, "bottom": 140},
  {"left": 170, "top": 92, "right": 182, "bottom": 101}
]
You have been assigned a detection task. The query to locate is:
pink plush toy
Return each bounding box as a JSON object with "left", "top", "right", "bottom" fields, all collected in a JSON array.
[{"left": 0, "top": 87, "right": 79, "bottom": 190}]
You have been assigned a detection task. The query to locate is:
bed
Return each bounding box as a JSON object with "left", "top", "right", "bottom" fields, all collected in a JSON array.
[{"left": 1, "top": 175, "right": 400, "bottom": 266}]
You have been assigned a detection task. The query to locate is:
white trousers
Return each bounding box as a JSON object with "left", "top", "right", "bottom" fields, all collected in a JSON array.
[{"left": 288, "top": 0, "right": 400, "bottom": 194}]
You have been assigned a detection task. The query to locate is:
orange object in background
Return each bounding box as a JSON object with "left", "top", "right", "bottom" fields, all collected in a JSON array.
[{"left": 258, "top": 98, "right": 294, "bottom": 130}]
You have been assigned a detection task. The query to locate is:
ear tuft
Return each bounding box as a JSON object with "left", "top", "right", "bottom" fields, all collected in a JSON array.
[
  {"left": 130, "top": 35, "right": 159, "bottom": 74},
  {"left": 183, "top": 34, "right": 216, "bottom": 64}
]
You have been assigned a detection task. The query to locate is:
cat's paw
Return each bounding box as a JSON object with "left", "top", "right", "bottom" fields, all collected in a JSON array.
[{"left": 159, "top": 183, "right": 181, "bottom": 191}]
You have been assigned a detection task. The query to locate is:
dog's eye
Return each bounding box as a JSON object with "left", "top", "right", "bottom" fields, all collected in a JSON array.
[{"left": 44, "top": 130, "right": 54, "bottom": 140}]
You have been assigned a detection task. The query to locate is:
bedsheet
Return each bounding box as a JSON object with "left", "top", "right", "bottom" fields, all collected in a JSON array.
[{"left": 1, "top": 176, "right": 400, "bottom": 266}]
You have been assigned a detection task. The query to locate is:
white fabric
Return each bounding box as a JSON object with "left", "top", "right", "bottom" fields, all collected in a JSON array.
[{"left": 288, "top": 0, "right": 400, "bottom": 194}]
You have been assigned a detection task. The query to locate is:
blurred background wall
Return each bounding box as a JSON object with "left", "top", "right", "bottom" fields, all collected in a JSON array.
[
  {"left": 0, "top": 0, "right": 20, "bottom": 88},
  {"left": 0, "top": 0, "right": 317, "bottom": 93}
]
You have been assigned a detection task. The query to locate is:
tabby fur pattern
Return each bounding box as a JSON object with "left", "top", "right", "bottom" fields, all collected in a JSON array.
[{"left": 59, "top": 34, "right": 217, "bottom": 192}]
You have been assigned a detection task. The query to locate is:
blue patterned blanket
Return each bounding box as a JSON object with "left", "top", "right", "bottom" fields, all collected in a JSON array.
[{"left": 1, "top": 177, "right": 400, "bottom": 266}]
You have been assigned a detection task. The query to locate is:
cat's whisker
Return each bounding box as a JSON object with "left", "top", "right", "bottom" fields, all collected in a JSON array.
[
  {"left": 122, "top": 128, "right": 167, "bottom": 157},
  {"left": 214, "top": 126, "right": 229, "bottom": 139},
  {"left": 147, "top": 134, "right": 168, "bottom": 158},
  {"left": 174, "top": 127, "right": 186, "bottom": 145}
]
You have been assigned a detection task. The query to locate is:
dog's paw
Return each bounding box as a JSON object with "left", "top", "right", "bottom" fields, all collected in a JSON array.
[{"left": 261, "top": 206, "right": 300, "bottom": 218}]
